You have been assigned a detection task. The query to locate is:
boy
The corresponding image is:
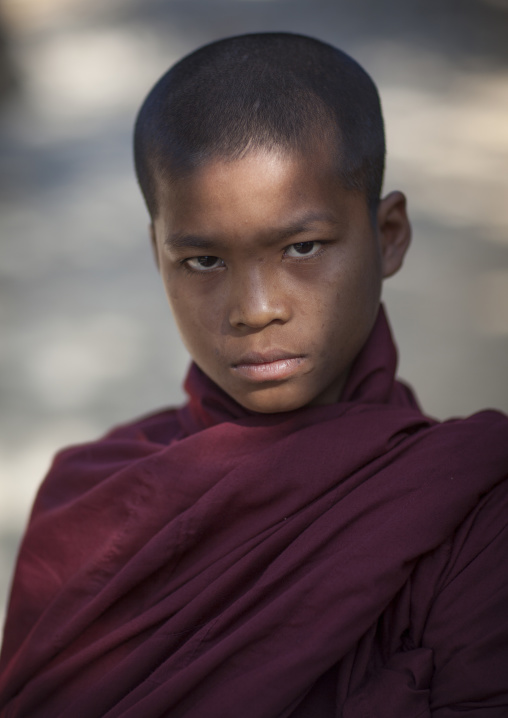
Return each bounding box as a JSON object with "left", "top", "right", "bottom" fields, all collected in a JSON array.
[{"left": 1, "top": 32, "right": 507, "bottom": 717}]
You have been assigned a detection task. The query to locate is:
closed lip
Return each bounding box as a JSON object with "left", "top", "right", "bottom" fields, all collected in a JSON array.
[
  {"left": 231, "top": 351, "right": 307, "bottom": 382},
  {"left": 231, "top": 350, "right": 305, "bottom": 366}
]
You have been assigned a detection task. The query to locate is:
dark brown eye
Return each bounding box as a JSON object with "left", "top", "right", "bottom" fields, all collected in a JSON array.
[
  {"left": 293, "top": 242, "right": 314, "bottom": 254},
  {"left": 197, "top": 256, "right": 219, "bottom": 267},
  {"left": 285, "top": 241, "right": 320, "bottom": 258},
  {"left": 186, "top": 256, "right": 224, "bottom": 272}
]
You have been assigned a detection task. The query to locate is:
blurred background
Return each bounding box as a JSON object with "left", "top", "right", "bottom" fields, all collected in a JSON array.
[{"left": 0, "top": 0, "right": 507, "bottom": 624}]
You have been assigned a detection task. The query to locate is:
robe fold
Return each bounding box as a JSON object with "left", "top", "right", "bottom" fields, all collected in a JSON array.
[{"left": 1, "top": 307, "right": 508, "bottom": 717}]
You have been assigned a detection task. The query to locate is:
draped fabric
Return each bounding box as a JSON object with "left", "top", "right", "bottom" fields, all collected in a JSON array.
[{"left": 1, "top": 307, "right": 508, "bottom": 717}]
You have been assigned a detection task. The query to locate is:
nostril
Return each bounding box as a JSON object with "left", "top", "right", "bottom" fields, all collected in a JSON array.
[{"left": 229, "top": 299, "right": 290, "bottom": 329}]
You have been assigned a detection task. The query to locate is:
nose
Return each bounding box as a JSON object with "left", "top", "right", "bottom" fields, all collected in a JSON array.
[{"left": 228, "top": 267, "right": 291, "bottom": 330}]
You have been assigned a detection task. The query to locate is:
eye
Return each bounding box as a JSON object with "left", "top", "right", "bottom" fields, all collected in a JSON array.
[
  {"left": 284, "top": 241, "right": 321, "bottom": 258},
  {"left": 185, "top": 256, "right": 225, "bottom": 272}
]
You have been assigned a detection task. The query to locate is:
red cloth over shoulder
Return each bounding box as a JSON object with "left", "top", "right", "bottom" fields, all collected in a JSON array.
[{"left": 1, "top": 306, "right": 507, "bottom": 717}]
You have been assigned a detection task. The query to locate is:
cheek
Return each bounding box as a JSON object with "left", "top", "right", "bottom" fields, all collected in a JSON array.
[
  {"left": 172, "top": 299, "right": 209, "bottom": 338},
  {"left": 166, "top": 283, "right": 225, "bottom": 353},
  {"left": 338, "top": 247, "right": 382, "bottom": 312},
  {"left": 312, "top": 262, "right": 380, "bottom": 349}
]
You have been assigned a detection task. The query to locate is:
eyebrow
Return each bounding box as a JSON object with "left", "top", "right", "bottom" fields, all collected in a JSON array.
[
  {"left": 274, "top": 211, "right": 340, "bottom": 241},
  {"left": 164, "top": 211, "right": 339, "bottom": 250},
  {"left": 165, "top": 234, "right": 217, "bottom": 250}
]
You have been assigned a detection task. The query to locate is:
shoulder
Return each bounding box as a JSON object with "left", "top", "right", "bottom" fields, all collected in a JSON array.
[
  {"left": 29, "top": 405, "right": 185, "bottom": 517},
  {"left": 102, "top": 404, "right": 184, "bottom": 444},
  {"left": 54, "top": 404, "right": 183, "bottom": 465}
]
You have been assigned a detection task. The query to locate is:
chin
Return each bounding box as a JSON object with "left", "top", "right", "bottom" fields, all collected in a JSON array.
[{"left": 236, "top": 386, "right": 313, "bottom": 414}]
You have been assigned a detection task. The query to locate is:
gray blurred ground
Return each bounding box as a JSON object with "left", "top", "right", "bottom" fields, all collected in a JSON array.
[{"left": 0, "top": 0, "right": 507, "bottom": 624}]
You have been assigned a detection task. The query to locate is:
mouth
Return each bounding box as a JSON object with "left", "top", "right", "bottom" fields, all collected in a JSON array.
[{"left": 231, "top": 351, "right": 306, "bottom": 382}]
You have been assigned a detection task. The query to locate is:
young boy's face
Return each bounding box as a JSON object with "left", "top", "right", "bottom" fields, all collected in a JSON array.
[{"left": 151, "top": 147, "right": 406, "bottom": 413}]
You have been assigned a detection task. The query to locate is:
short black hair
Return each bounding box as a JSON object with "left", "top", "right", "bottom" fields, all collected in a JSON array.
[{"left": 134, "top": 33, "right": 385, "bottom": 218}]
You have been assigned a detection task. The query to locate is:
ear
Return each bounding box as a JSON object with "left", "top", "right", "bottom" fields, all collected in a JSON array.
[
  {"left": 149, "top": 222, "right": 160, "bottom": 271},
  {"left": 377, "top": 191, "right": 411, "bottom": 278}
]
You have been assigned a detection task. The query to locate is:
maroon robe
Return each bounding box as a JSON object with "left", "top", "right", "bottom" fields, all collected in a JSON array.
[{"left": 1, "top": 307, "right": 508, "bottom": 717}]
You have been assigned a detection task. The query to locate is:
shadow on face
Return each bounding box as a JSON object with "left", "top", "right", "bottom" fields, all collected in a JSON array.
[{"left": 150, "top": 148, "right": 410, "bottom": 413}]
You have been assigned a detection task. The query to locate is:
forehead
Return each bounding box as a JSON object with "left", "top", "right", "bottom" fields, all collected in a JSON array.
[{"left": 153, "top": 148, "right": 367, "bottom": 239}]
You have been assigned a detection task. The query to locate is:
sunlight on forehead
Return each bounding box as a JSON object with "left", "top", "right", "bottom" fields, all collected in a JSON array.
[
  {"left": 205, "top": 146, "right": 336, "bottom": 191},
  {"left": 156, "top": 147, "right": 346, "bottom": 250},
  {"left": 185, "top": 150, "right": 304, "bottom": 214}
]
